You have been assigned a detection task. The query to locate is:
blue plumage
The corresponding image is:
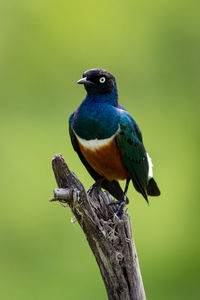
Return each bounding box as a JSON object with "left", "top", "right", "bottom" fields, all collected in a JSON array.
[{"left": 72, "top": 99, "right": 120, "bottom": 140}]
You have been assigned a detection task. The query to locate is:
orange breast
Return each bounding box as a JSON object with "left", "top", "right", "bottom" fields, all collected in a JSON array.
[{"left": 77, "top": 138, "right": 130, "bottom": 181}]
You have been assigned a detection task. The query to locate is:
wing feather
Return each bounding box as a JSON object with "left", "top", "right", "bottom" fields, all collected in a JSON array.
[{"left": 116, "top": 112, "right": 149, "bottom": 201}]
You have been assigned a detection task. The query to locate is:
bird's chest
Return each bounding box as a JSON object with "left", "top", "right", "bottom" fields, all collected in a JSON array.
[
  {"left": 75, "top": 133, "right": 130, "bottom": 181},
  {"left": 73, "top": 104, "right": 119, "bottom": 140}
]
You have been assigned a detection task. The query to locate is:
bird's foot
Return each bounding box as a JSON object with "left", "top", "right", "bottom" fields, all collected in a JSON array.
[
  {"left": 116, "top": 198, "right": 126, "bottom": 216},
  {"left": 109, "top": 196, "right": 127, "bottom": 217},
  {"left": 87, "top": 178, "right": 104, "bottom": 195},
  {"left": 115, "top": 178, "right": 130, "bottom": 216},
  {"left": 109, "top": 200, "right": 121, "bottom": 206}
]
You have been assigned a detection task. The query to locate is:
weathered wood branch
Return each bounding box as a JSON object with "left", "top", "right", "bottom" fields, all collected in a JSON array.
[{"left": 51, "top": 154, "right": 146, "bottom": 300}]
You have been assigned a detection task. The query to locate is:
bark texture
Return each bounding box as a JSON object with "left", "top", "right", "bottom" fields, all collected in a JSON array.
[{"left": 51, "top": 154, "right": 146, "bottom": 300}]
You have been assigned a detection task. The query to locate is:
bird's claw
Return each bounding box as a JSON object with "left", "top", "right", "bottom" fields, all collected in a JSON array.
[
  {"left": 116, "top": 200, "right": 126, "bottom": 216},
  {"left": 109, "top": 198, "right": 127, "bottom": 216},
  {"left": 88, "top": 182, "right": 100, "bottom": 195},
  {"left": 87, "top": 179, "right": 104, "bottom": 195},
  {"left": 109, "top": 200, "right": 121, "bottom": 206}
]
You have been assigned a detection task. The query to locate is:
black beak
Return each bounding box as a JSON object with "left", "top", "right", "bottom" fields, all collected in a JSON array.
[{"left": 77, "top": 77, "right": 94, "bottom": 85}]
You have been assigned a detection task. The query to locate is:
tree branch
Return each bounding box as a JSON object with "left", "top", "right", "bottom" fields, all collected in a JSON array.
[{"left": 51, "top": 154, "right": 146, "bottom": 300}]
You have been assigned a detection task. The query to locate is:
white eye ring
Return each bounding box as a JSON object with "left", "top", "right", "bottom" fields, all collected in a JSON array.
[{"left": 99, "top": 76, "right": 106, "bottom": 83}]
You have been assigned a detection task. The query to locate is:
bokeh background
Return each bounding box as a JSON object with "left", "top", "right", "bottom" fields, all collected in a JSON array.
[{"left": 0, "top": 0, "right": 199, "bottom": 299}]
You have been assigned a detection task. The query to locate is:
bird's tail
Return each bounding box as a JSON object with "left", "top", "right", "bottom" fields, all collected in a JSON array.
[{"left": 147, "top": 178, "right": 161, "bottom": 196}]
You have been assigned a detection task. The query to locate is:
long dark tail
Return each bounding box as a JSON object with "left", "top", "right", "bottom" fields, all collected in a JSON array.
[{"left": 147, "top": 178, "right": 161, "bottom": 196}]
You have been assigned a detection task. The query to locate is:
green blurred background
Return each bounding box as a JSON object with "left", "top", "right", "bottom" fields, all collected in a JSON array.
[{"left": 0, "top": 0, "right": 199, "bottom": 299}]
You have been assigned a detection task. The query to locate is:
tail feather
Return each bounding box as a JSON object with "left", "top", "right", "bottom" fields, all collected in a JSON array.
[{"left": 147, "top": 178, "right": 160, "bottom": 196}]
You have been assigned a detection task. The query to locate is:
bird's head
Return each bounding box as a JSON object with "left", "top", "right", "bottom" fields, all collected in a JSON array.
[{"left": 77, "top": 68, "right": 117, "bottom": 96}]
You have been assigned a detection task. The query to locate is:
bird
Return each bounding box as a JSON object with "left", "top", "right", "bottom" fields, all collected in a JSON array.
[{"left": 69, "top": 68, "right": 160, "bottom": 214}]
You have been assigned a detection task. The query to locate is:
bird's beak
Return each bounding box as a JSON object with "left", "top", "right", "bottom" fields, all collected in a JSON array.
[{"left": 77, "top": 77, "right": 94, "bottom": 85}]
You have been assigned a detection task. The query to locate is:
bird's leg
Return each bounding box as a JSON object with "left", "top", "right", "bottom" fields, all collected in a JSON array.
[
  {"left": 87, "top": 178, "right": 104, "bottom": 195},
  {"left": 116, "top": 178, "right": 131, "bottom": 216}
]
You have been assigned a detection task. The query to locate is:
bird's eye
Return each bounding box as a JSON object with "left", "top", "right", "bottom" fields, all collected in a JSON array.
[{"left": 99, "top": 76, "right": 106, "bottom": 83}]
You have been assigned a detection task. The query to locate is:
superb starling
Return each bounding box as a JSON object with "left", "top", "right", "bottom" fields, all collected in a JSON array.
[{"left": 69, "top": 69, "right": 160, "bottom": 214}]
